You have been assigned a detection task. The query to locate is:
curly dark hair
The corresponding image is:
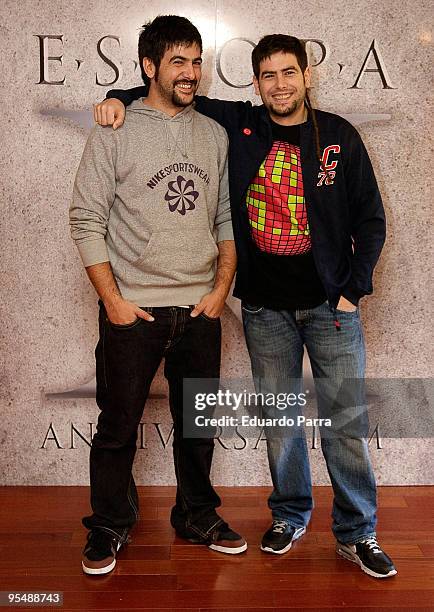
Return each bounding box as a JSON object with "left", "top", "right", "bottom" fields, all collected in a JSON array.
[
  {"left": 252, "top": 34, "right": 308, "bottom": 79},
  {"left": 138, "top": 15, "right": 202, "bottom": 85}
]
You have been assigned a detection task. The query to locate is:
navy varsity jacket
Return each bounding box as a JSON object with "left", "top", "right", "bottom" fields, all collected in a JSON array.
[{"left": 107, "top": 87, "right": 386, "bottom": 309}]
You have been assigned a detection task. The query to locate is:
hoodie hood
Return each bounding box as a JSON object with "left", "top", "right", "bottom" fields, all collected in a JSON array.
[{"left": 127, "top": 98, "right": 194, "bottom": 159}]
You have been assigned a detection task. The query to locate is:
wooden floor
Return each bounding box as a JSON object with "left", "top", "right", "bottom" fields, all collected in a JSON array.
[{"left": 0, "top": 486, "right": 433, "bottom": 611}]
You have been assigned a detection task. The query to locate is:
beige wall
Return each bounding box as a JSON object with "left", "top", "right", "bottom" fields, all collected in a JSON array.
[{"left": 0, "top": 0, "right": 433, "bottom": 485}]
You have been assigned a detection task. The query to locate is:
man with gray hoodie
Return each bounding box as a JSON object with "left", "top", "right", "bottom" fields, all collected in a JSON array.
[{"left": 70, "top": 15, "right": 246, "bottom": 575}]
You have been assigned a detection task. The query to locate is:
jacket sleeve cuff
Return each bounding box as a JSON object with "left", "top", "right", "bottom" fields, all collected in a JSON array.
[
  {"left": 75, "top": 238, "right": 110, "bottom": 268},
  {"left": 106, "top": 86, "right": 148, "bottom": 105},
  {"left": 216, "top": 221, "right": 234, "bottom": 243},
  {"left": 341, "top": 287, "right": 362, "bottom": 307}
]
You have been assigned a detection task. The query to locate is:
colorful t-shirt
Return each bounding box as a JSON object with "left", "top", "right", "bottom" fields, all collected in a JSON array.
[
  {"left": 243, "top": 121, "right": 326, "bottom": 311},
  {"left": 246, "top": 140, "right": 310, "bottom": 255}
]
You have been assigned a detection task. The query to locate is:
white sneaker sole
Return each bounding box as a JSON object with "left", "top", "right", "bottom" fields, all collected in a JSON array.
[
  {"left": 82, "top": 557, "right": 116, "bottom": 575},
  {"left": 82, "top": 538, "right": 123, "bottom": 576},
  {"left": 209, "top": 541, "right": 248, "bottom": 555},
  {"left": 336, "top": 545, "right": 397, "bottom": 578},
  {"left": 261, "top": 526, "right": 306, "bottom": 555}
]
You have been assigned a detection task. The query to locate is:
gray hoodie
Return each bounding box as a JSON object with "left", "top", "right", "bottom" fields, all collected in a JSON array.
[{"left": 70, "top": 99, "right": 233, "bottom": 306}]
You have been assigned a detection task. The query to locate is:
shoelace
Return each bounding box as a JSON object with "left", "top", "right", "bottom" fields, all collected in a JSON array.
[
  {"left": 272, "top": 520, "right": 288, "bottom": 534},
  {"left": 360, "top": 536, "right": 382, "bottom": 554},
  {"left": 209, "top": 520, "right": 229, "bottom": 543},
  {"left": 85, "top": 529, "right": 118, "bottom": 556}
]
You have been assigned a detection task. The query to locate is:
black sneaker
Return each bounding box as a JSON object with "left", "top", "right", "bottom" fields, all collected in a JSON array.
[
  {"left": 336, "top": 536, "right": 397, "bottom": 578},
  {"left": 176, "top": 519, "right": 247, "bottom": 555},
  {"left": 261, "top": 520, "right": 306, "bottom": 554},
  {"left": 207, "top": 521, "right": 247, "bottom": 555},
  {"left": 82, "top": 528, "right": 129, "bottom": 575}
]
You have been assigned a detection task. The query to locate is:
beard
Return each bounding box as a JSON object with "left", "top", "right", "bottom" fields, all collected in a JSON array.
[
  {"left": 157, "top": 78, "right": 198, "bottom": 108},
  {"left": 172, "top": 88, "right": 194, "bottom": 107},
  {"left": 268, "top": 95, "right": 303, "bottom": 118}
]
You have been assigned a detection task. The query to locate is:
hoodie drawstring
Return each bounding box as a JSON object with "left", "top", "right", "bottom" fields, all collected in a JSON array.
[
  {"left": 332, "top": 307, "right": 341, "bottom": 331},
  {"left": 163, "top": 119, "right": 171, "bottom": 155},
  {"left": 128, "top": 102, "right": 190, "bottom": 159},
  {"left": 163, "top": 116, "right": 188, "bottom": 159}
]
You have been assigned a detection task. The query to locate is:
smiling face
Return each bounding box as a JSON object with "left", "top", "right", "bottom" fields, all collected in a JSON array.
[
  {"left": 143, "top": 43, "right": 202, "bottom": 115},
  {"left": 253, "top": 52, "right": 311, "bottom": 125}
]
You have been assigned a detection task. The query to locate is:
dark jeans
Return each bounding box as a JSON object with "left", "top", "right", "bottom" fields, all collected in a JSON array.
[{"left": 82, "top": 304, "right": 223, "bottom": 541}]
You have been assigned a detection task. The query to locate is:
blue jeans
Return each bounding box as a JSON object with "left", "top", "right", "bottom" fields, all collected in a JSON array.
[
  {"left": 242, "top": 301, "right": 377, "bottom": 544},
  {"left": 82, "top": 303, "right": 223, "bottom": 541}
]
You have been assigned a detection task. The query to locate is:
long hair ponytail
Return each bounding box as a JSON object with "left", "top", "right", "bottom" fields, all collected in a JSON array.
[{"left": 305, "top": 91, "right": 332, "bottom": 183}]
